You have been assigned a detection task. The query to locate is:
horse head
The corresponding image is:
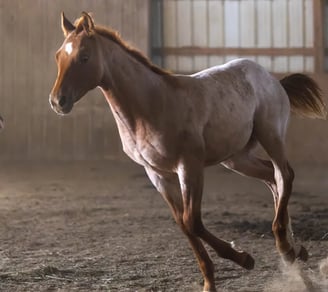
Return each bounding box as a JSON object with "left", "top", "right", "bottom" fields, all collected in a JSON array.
[{"left": 49, "top": 12, "right": 104, "bottom": 115}]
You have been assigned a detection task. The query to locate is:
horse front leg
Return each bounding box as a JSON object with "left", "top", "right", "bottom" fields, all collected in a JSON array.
[
  {"left": 144, "top": 166, "right": 216, "bottom": 292},
  {"left": 176, "top": 157, "right": 254, "bottom": 272}
]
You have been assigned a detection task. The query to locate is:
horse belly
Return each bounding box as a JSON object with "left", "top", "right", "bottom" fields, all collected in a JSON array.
[{"left": 203, "top": 117, "right": 253, "bottom": 164}]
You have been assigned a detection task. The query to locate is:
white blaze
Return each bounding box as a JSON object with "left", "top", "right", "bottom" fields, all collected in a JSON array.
[{"left": 65, "top": 42, "right": 73, "bottom": 55}]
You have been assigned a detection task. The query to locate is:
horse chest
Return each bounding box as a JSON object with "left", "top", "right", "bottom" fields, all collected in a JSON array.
[{"left": 117, "top": 121, "right": 173, "bottom": 170}]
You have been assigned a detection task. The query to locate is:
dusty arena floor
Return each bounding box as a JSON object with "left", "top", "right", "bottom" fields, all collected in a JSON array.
[{"left": 0, "top": 160, "right": 327, "bottom": 292}]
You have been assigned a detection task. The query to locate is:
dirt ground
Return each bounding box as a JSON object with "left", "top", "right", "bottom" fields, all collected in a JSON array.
[{"left": 0, "top": 160, "right": 327, "bottom": 292}]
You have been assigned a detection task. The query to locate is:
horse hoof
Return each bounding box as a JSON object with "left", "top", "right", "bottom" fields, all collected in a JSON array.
[
  {"left": 282, "top": 245, "right": 308, "bottom": 264},
  {"left": 203, "top": 289, "right": 216, "bottom": 292},
  {"left": 240, "top": 252, "right": 255, "bottom": 270},
  {"left": 283, "top": 248, "right": 296, "bottom": 263},
  {"left": 203, "top": 284, "right": 217, "bottom": 292},
  {"left": 297, "top": 245, "right": 309, "bottom": 262}
]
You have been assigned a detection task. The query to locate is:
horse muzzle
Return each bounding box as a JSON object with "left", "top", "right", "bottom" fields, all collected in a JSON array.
[{"left": 49, "top": 94, "right": 74, "bottom": 115}]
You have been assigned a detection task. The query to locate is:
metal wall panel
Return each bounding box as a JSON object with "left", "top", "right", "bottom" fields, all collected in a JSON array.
[
  {"left": 150, "top": 0, "right": 328, "bottom": 165},
  {"left": 158, "top": 0, "right": 316, "bottom": 74},
  {"left": 0, "top": 0, "right": 150, "bottom": 160}
]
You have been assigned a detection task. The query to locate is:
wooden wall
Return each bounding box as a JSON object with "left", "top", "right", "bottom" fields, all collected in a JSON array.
[
  {"left": 0, "top": 0, "right": 327, "bottom": 164},
  {"left": 159, "top": 0, "right": 317, "bottom": 74},
  {"left": 153, "top": 0, "right": 328, "bottom": 165},
  {"left": 0, "top": 0, "right": 149, "bottom": 160}
]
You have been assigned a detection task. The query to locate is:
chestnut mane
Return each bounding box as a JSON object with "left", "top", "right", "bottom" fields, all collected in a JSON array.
[{"left": 94, "top": 26, "right": 170, "bottom": 76}]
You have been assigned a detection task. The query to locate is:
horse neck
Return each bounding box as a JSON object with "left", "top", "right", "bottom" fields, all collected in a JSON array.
[{"left": 98, "top": 37, "right": 168, "bottom": 131}]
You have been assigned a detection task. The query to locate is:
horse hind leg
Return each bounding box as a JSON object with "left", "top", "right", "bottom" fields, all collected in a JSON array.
[
  {"left": 254, "top": 125, "right": 308, "bottom": 263},
  {"left": 221, "top": 142, "right": 277, "bottom": 195},
  {"left": 270, "top": 160, "right": 308, "bottom": 263}
]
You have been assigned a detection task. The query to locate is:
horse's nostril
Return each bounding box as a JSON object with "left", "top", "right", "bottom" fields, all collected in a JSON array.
[{"left": 58, "top": 96, "right": 67, "bottom": 107}]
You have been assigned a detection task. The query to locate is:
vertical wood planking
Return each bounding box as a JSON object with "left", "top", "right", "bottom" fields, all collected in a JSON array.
[
  {"left": 42, "top": 0, "right": 61, "bottom": 160},
  {"left": 256, "top": 0, "right": 272, "bottom": 48},
  {"left": 240, "top": 0, "right": 256, "bottom": 48},
  {"left": 0, "top": 2, "right": 17, "bottom": 159},
  {"left": 176, "top": 0, "right": 193, "bottom": 72},
  {"left": 240, "top": 1, "right": 257, "bottom": 65},
  {"left": 313, "top": 0, "right": 324, "bottom": 73},
  {"left": 224, "top": 0, "right": 239, "bottom": 47},
  {"left": 163, "top": 0, "right": 178, "bottom": 71},
  {"left": 304, "top": 0, "right": 314, "bottom": 47},
  {"left": 224, "top": 0, "right": 239, "bottom": 61},
  {"left": 208, "top": 0, "right": 225, "bottom": 67},
  {"left": 192, "top": 0, "right": 208, "bottom": 71},
  {"left": 272, "top": 0, "right": 288, "bottom": 48},
  {"left": 288, "top": 0, "right": 304, "bottom": 71},
  {"left": 208, "top": 0, "right": 224, "bottom": 48},
  {"left": 103, "top": 0, "right": 124, "bottom": 159},
  {"left": 176, "top": 0, "right": 192, "bottom": 46},
  {"left": 0, "top": 1, "right": 5, "bottom": 155},
  {"left": 29, "top": 1, "right": 44, "bottom": 159},
  {"left": 136, "top": 0, "right": 150, "bottom": 55},
  {"left": 324, "top": 1, "right": 328, "bottom": 70},
  {"left": 11, "top": 2, "right": 21, "bottom": 159},
  {"left": 289, "top": 0, "right": 304, "bottom": 47},
  {"left": 160, "top": 0, "right": 318, "bottom": 74},
  {"left": 256, "top": 1, "right": 272, "bottom": 69},
  {"left": 121, "top": 0, "right": 137, "bottom": 46},
  {"left": 0, "top": 0, "right": 151, "bottom": 160},
  {"left": 304, "top": 0, "right": 314, "bottom": 72},
  {"left": 272, "top": 0, "right": 288, "bottom": 72}
]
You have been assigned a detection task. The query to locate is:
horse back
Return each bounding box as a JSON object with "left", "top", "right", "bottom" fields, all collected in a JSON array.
[{"left": 187, "top": 59, "right": 286, "bottom": 162}]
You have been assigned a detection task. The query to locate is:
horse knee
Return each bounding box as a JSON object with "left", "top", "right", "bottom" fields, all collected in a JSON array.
[
  {"left": 272, "top": 221, "right": 286, "bottom": 238},
  {"left": 274, "top": 162, "right": 294, "bottom": 196},
  {"left": 182, "top": 212, "right": 204, "bottom": 236}
]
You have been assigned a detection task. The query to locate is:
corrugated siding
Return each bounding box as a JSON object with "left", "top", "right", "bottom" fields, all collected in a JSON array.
[
  {"left": 0, "top": 0, "right": 150, "bottom": 160},
  {"left": 160, "top": 0, "right": 315, "bottom": 74}
]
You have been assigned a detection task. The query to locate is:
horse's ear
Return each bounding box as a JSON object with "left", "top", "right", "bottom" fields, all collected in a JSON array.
[
  {"left": 75, "top": 11, "right": 95, "bottom": 36},
  {"left": 61, "top": 12, "right": 75, "bottom": 37}
]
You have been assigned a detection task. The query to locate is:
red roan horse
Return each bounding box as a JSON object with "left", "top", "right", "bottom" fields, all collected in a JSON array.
[{"left": 49, "top": 12, "right": 326, "bottom": 291}]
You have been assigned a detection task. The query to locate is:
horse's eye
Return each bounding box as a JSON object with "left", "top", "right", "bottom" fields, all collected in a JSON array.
[{"left": 79, "top": 55, "right": 89, "bottom": 64}]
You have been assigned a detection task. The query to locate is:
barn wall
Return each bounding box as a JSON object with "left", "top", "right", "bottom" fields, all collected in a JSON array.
[
  {"left": 0, "top": 0, "right": 150, "bottom": 160},
  {"left": 0, "top": 0, "right": 327, "bottom": 164},
  {"left": 153, "top": 0, "right": 328, "bottom": 165},
  {"left": 160, "top": 0, "right": 316, "bottom": 74}
]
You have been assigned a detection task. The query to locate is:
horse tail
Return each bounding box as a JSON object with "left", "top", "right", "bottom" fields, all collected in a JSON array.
[{"left": 280, "top": 73, "right": 327, "bottom": 119}]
